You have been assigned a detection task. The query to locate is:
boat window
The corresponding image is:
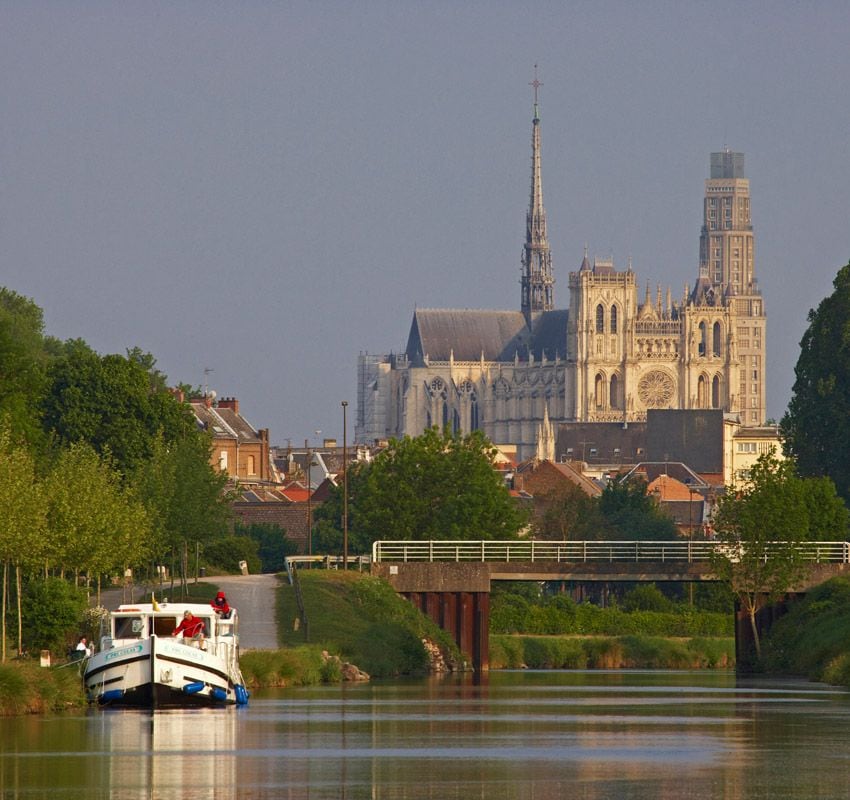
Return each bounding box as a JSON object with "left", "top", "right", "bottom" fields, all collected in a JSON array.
[
  {"left": 153, "top": 617, "right": 177, "bottom": 637},
  {"left": 114, "top": 616, "right": 145, "bottom": 638}
]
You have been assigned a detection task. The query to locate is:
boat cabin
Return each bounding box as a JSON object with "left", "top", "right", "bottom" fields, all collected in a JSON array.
[{"left": 101, "top": 602, "right": 237, "bottom": 651}]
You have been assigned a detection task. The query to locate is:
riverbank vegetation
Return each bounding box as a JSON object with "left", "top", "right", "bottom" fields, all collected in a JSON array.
[
  {"left": 761, "top": 577, "right": 850, "bottom": 687},
  {"left": 240, "top": 646, "right": 347, "bottom": 688},
  {"left": 491, "top": 635, "right": 734, "bottom": 669},
  {"left": 277, "top": 571, "right": 462, "bottom": 678},
  {"left": 0, "top": 661, "right": 85, "bottom": 716},
  {"left": 491, "top": 581, "right": 734, "bottom": 637}
]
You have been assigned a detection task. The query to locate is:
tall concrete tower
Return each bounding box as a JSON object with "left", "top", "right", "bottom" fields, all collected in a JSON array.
[
  {"left": 699, "top": 150, "right": 766, "bottom": 423},
  {"left": 520, "top": 67, "right": 554, "bottom": 324}
]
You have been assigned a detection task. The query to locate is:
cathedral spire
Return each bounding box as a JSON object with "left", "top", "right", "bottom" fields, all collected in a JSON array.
[{"left": 521, "top": 65, "right": 554, "bottom": 324}]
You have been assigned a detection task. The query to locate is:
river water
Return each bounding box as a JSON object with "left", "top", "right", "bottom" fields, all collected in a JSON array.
[{"left": 2, "top": 670, "right": 850, "bottom": 799}]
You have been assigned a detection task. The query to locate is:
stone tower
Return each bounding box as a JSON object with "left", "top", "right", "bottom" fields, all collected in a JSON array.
[
  {"left": 520, "top": 68, "right": 555, "bottom": 324},
  {"left": 698, "top": 150, "right": 766, "bottom": 423}
]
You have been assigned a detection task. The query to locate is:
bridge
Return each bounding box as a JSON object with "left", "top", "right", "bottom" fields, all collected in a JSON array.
[{"left": 369, "top": 540, "right": 850, "bottom": 671}]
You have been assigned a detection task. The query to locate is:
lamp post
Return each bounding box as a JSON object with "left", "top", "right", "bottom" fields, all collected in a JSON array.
[
  {"left": 341, "top": 400, "right": 348, "bottom": 570},
  {"left": 305, "top": 438, "right": 312, "bottom": 556}
]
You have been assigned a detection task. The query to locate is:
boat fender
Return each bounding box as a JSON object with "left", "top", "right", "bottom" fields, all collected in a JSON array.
[
  {"left": 211, "top": 687, "right": 228, "bottom": 702},
  {"left": 235, "top": 685, "right": 249, "bottom": 705},
  {"left": 182, "top": 681, "right": 205, "bottom": 695},
  {"left": 99, "top": 689, "right": 125, "bottom": 704}
]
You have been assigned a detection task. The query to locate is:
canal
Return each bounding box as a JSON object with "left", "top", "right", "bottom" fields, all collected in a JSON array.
[{"left": 3, "top": 670, "right": 850, "bottom": 798}]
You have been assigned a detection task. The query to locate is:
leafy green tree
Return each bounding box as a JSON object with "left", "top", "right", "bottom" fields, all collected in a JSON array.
[
  {"left": 44, "top": 442, "right": 152, "bottom": 595},
  {"left": 0, "top": 423, "right": 46, "bottom": 660},
  {"left": 19, "top": 577, "right": 87, "bottom": 654},
  {"left": 710, "top": 453, "right": 847, "bottom": 660},
  {"left": 313, "top": 428, "right": 527, "bottom": 553},
  {"left": 782, "top": 260, "right": 850, "bottom": 502},
  {"left": 596, "top": 478, "right": 679, "bottom": 540},
  {"left": 534, "top": 483, "right": 604, "bottom": 540},
  {"left": 42, "top": 344, "right": 196, "bottom": 474},
  {"left": 133, "top": 434, "right": 230, "bottom": 580},
  {"left": 0, "top": 288, "right": 50, "bottom": 445},
  {"left": 203, "top": 535, "right": 261, "bottom": 575},
  {"left": 234, "top": 522, "right": 298, "bottom": 573}
]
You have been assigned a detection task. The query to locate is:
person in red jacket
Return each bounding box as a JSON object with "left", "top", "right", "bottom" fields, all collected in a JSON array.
[
  {"left": 211, "top": 591, "right": 231, "bottom": 619},
  {"left": 172, "top": 610, "right": 205, "bottom": 641}
]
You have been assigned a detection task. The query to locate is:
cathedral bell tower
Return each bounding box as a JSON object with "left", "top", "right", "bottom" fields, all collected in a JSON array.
[{"left": 520, "top": 66, "right": 555, "bottom": 325}]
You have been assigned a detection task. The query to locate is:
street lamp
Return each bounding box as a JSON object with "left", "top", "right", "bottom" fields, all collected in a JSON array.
[
  {"left": 305, "top": 438, "right": 313, "bottom": 556},
  {"left": 341, "top": 401, "right": 348, "bottom": 570}
]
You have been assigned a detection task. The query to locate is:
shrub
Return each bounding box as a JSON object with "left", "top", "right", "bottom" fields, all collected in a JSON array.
[
  {"left": 20, "top": 578, "right": 87, "bottom": 654},
  {"left": 621, "top": 584, "right": 673, "bottom": 612},
  {"left": 203, "top": 535, "right": 261, "bottom": 574}
]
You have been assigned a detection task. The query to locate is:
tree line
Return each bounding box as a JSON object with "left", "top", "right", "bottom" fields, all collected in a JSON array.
[{"left": 0, "top": 287, "right": 230, "bottom": 659}]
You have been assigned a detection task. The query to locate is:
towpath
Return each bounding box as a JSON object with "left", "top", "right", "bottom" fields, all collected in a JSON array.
[{"left": 212, "top": 574, "right": 281, "bottom": 650}]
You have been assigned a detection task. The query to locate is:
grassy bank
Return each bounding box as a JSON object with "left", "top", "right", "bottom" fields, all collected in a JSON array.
[
  {"left": 240, "top": 645, "right": 347, "bottom": 688},
  {"left": 0, "top": 661, "right": 86, "bottom": 716},
  {"left": 762, "top": 577, "right": 850, "bottom": 686},
  {"left": 277, "top": 571, "right": 463, "bottom": 677},
  {"left": 491, "top": 634, "right": 734, "bottom": 669}
]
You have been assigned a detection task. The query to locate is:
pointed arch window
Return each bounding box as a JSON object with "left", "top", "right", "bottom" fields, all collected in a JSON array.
[
  {"left": 712, "top": 375, "right": 721, "bottom": 408},
  {"left": 595, "top": 373, "right": 605, "bottom": 409},
  {"left": 698, "top": 322, "right": 707, "bottom": 356},
  {"left": 609, "top": 374, "right": 619, "bottom": 409},
  {"left": 697, "top": 375, "right": 707, "bottom": 408},
  {"left": 596, "top": 304, "right": 605, "bottom": 333},
  {"left": 712, "top": 322, "right": 722, "bottom": 357},
  {"left": 470, "top": 395, "right": 480, "bottom": 431},
  {"left": 610, "top": 305, "right": 618, "bottom": 334}
]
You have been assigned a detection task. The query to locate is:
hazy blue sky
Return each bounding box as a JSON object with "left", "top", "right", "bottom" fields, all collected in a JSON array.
[{"left": 2, "top": 2, "right": 849, "bottom": 444}]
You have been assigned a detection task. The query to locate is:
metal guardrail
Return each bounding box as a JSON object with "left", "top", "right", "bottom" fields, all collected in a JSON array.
[
  {"left": 286, "top": 555, "right": 371, "bottom": 570},
  {"left": 371, "top": 540, "right": 850, "bottom": 564}
]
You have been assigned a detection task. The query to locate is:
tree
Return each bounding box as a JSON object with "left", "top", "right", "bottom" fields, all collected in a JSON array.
[
  {"left": 42, "top": 343, "right": 197, "bottom": 475},
  {"left": 782, "top": 260, "right": 850, "bottom": 503},
  {"left": 0, "top": 423, "right": 45, "bottom": 660},
  {"left": 596, "top": 478, "right": 679, "bottom": 540},
  {"left": 533, "top": 483, "right": 603, "bottom": 540},
  {"left": 234, "top": 522, "right": 299, "bottom": 573},
  {"left": 0, "top": 288, "right": 49, "bottom": 446},
  {"left": 710, "top": 453, "right": 848, "bottom": 660},
  {"left": 133, "top": 433, "right": 230, "bottom": 585},
  {"left": 44, "top": 442, "right": 153, "bottom": 598},
  {"left": 313, "top": 428, "right": 527, "bottom": 553}
]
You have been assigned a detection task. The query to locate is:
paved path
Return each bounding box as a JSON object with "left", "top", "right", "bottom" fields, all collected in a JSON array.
[{"left": 213, "top": 574, "right": 282, "bottom": 651}]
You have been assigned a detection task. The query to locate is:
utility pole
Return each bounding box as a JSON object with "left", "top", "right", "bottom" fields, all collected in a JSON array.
[{"left": 342, "top": 400, "right": 349, "bottom": 570}]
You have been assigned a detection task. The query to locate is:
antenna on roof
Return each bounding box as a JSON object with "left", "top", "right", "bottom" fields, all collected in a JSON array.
[{"left": 203, "top": 367, "right": 214, "bottom": 398}]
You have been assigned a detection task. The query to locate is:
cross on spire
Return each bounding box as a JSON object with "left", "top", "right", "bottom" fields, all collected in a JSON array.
[{"left": 530, "top": 64, "right": 543, "bottom": 105}]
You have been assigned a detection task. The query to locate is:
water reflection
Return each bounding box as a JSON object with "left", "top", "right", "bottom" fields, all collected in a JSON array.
[
  {"left": 2, "top": 672, "right": 850, "bottom": 798},
  {"left": 93, "top": 709, "right": 238, "bottom": 799}
]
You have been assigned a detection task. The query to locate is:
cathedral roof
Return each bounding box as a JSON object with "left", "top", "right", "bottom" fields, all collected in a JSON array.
[{"left": 405, "top": 308, "right": 567, "bottom": 364}]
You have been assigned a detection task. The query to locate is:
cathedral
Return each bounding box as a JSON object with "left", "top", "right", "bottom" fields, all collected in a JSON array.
[{"left": 356, "top": 83, "right": 767, "bottom": 460}]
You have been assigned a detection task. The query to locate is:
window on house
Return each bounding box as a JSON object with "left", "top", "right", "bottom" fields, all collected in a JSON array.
[{"left": 596, "top": 304, "right": 605, "bottom": 333}]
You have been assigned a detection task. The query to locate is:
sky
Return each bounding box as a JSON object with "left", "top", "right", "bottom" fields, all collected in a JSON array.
[{"left": 2, "top": 2, "right": 849, "bottom": 445}]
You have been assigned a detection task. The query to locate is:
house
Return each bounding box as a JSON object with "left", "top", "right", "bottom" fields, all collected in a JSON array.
[{"left": 190, "top": 395, "right": 273, "bottom": 483}]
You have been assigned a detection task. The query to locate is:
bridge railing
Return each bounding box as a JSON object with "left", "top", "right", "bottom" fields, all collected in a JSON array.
[{"left": 372, "top": 540, "right": 850, "bottom": 564}]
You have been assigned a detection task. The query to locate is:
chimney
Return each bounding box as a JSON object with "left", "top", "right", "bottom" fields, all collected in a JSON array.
[{"left": 218, "top": 397, "right": 239, "bottom": 414}]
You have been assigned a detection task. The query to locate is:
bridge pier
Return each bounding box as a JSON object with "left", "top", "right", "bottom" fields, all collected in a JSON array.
[
  {"left": 405, "top": 589, "right": 489, "bottom": 671},
  {"left": 735, "top": 593, "right": 804, "bottom": 671}
]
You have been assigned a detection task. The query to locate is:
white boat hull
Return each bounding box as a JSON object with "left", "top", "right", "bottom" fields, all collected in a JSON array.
[{"left": 84, "top": 635, "right": 242, "bottom": 708}]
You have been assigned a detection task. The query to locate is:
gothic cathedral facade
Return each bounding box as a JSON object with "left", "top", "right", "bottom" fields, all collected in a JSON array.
[{"left": 356, "top": 89, "right": 767, "bottom": 460}]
